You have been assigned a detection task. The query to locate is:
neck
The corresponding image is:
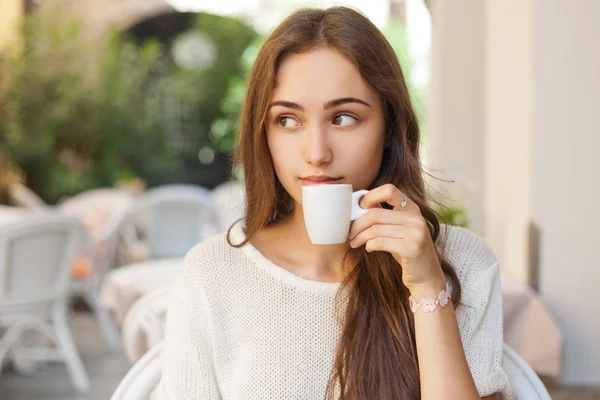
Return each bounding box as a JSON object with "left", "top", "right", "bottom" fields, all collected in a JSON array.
[{"left": 266, "top": 202, "right": 351, "bottom": 282}]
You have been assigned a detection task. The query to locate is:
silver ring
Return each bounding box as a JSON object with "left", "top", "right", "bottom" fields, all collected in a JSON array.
[{"left": 400, "top": 195, "right": 408, "bottom": 208}]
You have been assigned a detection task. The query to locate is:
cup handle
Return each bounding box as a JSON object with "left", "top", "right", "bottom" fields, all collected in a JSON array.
[{"left": 350, "top": 190, "right": 370, "bottom": 221}]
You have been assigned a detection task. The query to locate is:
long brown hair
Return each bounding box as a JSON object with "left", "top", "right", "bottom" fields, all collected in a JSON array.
[{"left": 228, "top": 7, "right": 461, "bottom": 399}]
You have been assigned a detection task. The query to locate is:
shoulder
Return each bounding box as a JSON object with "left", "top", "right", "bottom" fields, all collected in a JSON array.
[
  {"left": 180, "top": 227, "right": 247, "bottom": 287},
  {"left": 435, "top": 224, "right": 499, "bottom": 286},
  {"left": 438, "top": 226, "right": 504, "bottom": 335}
]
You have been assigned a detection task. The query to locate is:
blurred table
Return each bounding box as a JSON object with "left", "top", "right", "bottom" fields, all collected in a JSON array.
[
  {"left": 100, "top": 258, "right": 183, "bottom": 323},
  {"left": 501, "top": 273, "right": 563, "bottom": 378}
]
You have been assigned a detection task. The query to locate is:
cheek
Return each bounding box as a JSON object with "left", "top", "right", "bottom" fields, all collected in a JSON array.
[
  {"left": 337, "top": 131, "right": 385, "bottom": 185},
  {"left": 267, "top": 132, "right": 297, "bottom": 183},
  {"left": 267, "top": 132, "right": 306, "bottom": 204}
]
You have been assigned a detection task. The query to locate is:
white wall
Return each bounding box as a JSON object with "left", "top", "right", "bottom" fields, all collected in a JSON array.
[{"left": 532, "top": 0, "right": 600, "bottom": 384}]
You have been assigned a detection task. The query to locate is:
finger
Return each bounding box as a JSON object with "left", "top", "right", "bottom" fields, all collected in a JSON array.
[
  {"left": 348, "top": 208, "right": 422, "bottom": 240},
  {"left": 364, "top": 236, "right": 413, "bottom": 255},
  {"left": 349, "top": 224, "right": 409, "bottom": 248},
  {"left": 365, "top": 236, "right": 424, "bottom": 259},
  {"left": 348, "top": 208, "right": 405, "bottom": 240},
  {"left": 361, "top": 183, "right": 412, "bottom": 211}
]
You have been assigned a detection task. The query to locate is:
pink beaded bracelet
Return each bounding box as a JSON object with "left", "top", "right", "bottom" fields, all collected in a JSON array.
[{"left": 409, "top": 283, "right": 451, "bottom": 313}]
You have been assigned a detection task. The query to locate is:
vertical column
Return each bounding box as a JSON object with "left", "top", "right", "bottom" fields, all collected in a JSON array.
[
  {"left": 426, "top": 0, "right": 486, "bottom": 235},
  {"left": 484, "top": 0, "right": 533, "bottom": 284}
]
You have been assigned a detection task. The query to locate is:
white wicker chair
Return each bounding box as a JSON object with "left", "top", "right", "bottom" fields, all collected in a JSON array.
[
  {"left": 112, "top": 341, "right": 551, "bottom": 400},
  {"left": 138, "top": 184, "right": 214, "bottom": 259},
  {"left": 111, "top": 340, "right": 164, "bottom": 400},
  {"left": 59, "top": 188, "right": 135, "bottom": 351},
  {"left": 121, "top": 286, "right": 172, "bottom": 364},
  {"left": 503, "top": 344, "right": 552, "bottom": 399},
  {"left": 0, "top": 214, "right": 90, "bottom": 393}
]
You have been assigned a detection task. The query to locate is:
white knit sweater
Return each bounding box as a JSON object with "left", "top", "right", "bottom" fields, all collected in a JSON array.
[{"left": 151, "top": 222, "right": 514, "bottom": 399}]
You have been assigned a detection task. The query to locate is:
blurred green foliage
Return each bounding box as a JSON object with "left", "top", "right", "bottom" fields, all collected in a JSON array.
[
  {"left": 434, "top": 204, "right": 469, "bottom": 228},
  {"left": 382, "top": 17, "right": 424, "bottom": 122},
  {"left": 211, "top": 34, "right": 264, "bottom": 155},
  {"left": 171, "top": 13, "right": 257, "bottom": 158},
  {"left": 0, "top": 10, "right": 256, "bottom": 204}
]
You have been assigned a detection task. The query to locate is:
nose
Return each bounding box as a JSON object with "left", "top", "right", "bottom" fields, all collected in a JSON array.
[{"left": 303, "top": 124, "right": 333, "bottom": 166}]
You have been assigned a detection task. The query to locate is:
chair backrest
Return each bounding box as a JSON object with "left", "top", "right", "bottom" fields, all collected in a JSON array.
[
  {"left": 113, "top": 342, "right": 551, "bottom": 400},
  {"left": 59, "top": 189, "right": 134, "bottom": 275},
  {"left": 110, "top": 340, "right": 164, "bottom": 400},
  {"left": 502, "top": 343, "right": 552, "bottom": 399},
  {"left": 140, "top": 185, "right": 213, "bottom": 259},
  {"left": 0, "top": 213, "right": 85, "bottom": 310},
  {"left": 121, "top": 286, "right": 172, "bottom": 364},
  {"left": 8, "top": 183, "right": 49, "bottom": 210}
]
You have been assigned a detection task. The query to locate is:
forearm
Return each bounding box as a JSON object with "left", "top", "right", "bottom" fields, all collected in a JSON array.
[{"left": 411, "top": 280, "right": 480, "bottom": 400}]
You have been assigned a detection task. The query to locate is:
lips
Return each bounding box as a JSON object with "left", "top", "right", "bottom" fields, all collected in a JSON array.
[{"left": 299, "top": 175, "right": 344, "bottom": 186}]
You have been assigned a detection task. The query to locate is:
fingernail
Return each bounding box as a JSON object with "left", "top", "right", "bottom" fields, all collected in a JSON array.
[{"left": 349, "top": 240, "right": 356, "bottom": 248}]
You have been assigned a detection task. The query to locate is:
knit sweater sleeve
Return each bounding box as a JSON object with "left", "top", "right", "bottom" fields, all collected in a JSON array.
[
  {"left": 447, "top": 227, "right": 514, "bottom": 399},
  {"left": 150, "top": 249, "right": 221, "bottom": 399}
]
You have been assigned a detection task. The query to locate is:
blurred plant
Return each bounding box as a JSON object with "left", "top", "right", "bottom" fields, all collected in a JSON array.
[
  {"left": 210, "top": 34, "right": 264, "bottom": 155},
  {"left": 166, "top": 13, "right": 257, "bottom": 174},
  {"left": 433, "top": 204, "right": 469, "bottom": 228},
  {"left": 383, "top": 17, "right": 424, "bottom": 122},
  {"left": 0, "top": 9, "right": 257, "bottom": 204},
  {"left": 0, "top": 13, "right": 179, "bottom": 204}
]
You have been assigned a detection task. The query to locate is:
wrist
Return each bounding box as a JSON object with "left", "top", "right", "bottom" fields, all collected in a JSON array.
[{"left": 406, "top": 274, "right": 447, "bottom": 301}]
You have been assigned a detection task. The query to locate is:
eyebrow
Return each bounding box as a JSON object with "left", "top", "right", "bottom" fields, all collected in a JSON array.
[{"left": 268, "top": 97, "right": 372, "bottom": 111}]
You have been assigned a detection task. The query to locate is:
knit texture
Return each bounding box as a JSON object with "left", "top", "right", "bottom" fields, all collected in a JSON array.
[{"left": 151, "top": 222, "right": 514, "bottom": 399}]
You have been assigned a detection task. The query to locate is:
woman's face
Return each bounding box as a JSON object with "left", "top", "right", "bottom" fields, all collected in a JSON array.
[{"left": 266, "top": 48, "right": 386, "bottom": 206}]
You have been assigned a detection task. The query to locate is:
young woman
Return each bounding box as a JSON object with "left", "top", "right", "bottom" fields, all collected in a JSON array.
[{"left": 153, "top": 7, "right": 513, "bottom": 400}]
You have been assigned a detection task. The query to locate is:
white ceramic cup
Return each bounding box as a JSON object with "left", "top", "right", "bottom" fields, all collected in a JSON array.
[{"left": 302, "top": 184, "right": 369, "bottom": 245}]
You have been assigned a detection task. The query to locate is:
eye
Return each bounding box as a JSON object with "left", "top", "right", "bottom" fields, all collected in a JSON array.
[
  {"left": 277, "top": 116, "right": 301, "bottom": 128},
  {"left": 332, "top": 114, "right": 358, "bottom": 127}
]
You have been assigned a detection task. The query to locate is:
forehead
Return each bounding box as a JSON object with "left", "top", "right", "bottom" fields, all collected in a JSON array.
[{"left": 272, "top": 48, "right": 379, "bottom": 105}]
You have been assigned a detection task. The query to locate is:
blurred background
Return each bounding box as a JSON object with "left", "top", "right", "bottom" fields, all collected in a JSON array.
[{"left": 0, "top": 0, "right": 598, "bottom": 399}]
